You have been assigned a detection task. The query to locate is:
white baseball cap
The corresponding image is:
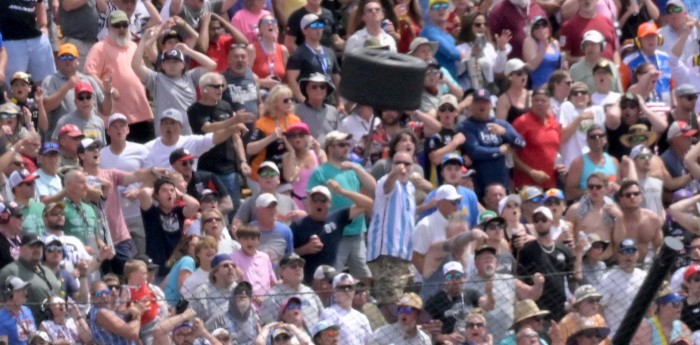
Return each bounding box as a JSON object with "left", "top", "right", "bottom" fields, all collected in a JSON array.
[
  {"left": 442, "top": 261, "right": 464, "bottom": 275},
  {"left": 435, "top": 185, "right": 462, "bottom": 201},
  {"left": 255, "top": 193, "right": 278, "bottom": 208}
]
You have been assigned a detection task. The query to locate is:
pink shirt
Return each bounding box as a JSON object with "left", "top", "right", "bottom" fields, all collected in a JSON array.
[
  {"left": 84, "top": 38, "right": 154, "bottom": 124},
  {"left": 97, "top": 168, "right": 131, "bottom": 244},
  {"left": 231, "top": 249, "right": 276, "bottom": 305},
  {"left": 230, "top": 9, "right": 271, "bottom": 43}
]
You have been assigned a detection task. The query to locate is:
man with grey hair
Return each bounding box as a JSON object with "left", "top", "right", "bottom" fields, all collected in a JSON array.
[{"left": 222, "top": 44, "right": 261, "bottom": 124}]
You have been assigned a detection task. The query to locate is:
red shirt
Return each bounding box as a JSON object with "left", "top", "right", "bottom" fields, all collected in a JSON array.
[
  {"left": 21, "top": 154, "right": 37, "bottom": 173},
  {"left": 129, "top": 284, "right": 158, "bottom": 325},
  {"left": 191, "top": 35, "right": 234, "bottom": 73},
  {"left": 487, "top": 1, "right": 545, "bottom": 59},
  {"left": 560, "top": 14, "right": 619, "bottom": 61},
  {"left": 512, "top": 111, "right": 561, "bottom": 189}
]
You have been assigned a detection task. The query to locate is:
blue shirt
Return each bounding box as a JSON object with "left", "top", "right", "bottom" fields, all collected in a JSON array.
[
  {"left": 419, "top": 186, "right": 480, "bottom": 227},
  {"left": 0, "top": 306, "right": 36, "bottom": 345},
  {"left": 252, "top": 220, "right": 294, "bottom": 259},
  {"left": 623, "top": 50, "right": 672, "bottom": 102},
  {"left": 421, "top": 24, "right": 462, "bottom": 79},
  {"left": 165, "top": 255, "right": 196, "bottom": 306}
]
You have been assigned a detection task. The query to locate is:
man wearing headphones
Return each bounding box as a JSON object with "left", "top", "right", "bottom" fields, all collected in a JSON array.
[
  {"left": 623, "top": 22, "right": 673, "bottom": 105},
  {"left": 569, "top": 30, "right": 623, "bottom": 93},
  {"left": 0, "top": 202, "right": 25, "bottom": 268},
  {"left": 0, "top": 234, "right": 60, "bottom": 324},
  {"left": 0, "top": 276, "right": 36, "bottom": 345}
]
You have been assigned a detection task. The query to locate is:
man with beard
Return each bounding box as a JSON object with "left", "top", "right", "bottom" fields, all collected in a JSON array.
[
  {"left": 517, "top": 206, "right": 580, "bottom": 321},
  {"left": 259, "top": 253, "right": 325, "bottom": 326},
  {"left": 617, "top": 179, "right": 663, "bottom": 263},
  {"left": 205, "top": 282, "right": 258, "bottom": 344},
  {"left": 0, "top": 234, "right": 60, "bottom": 323},
  {"left": 367, "top": 292, "right": 432, "bottom": 345},
  {"left": 292, "top": 183, "right": 373, "bottom": 285},
  {"left": 189, "top": 254, "right": 241, "bottom": 322},
  {"left": 138, "top": 177, "right": 200, "bottom": 279},
  {"left": 464, "top": 245, "right": 544, "bottom": 344},
  {"left": 85, "top": 10, "right": 154, "bottom": 143},
  {"left": 222, "top": 44, "right": 261, "bottom": 124}
]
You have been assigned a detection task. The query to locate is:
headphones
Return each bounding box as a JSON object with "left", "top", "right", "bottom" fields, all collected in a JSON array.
[
  {"left": 41, "top": 297, "right": 54, "bottom": 319},
  {"left": 2, "top": 276, "right": 14, "bottom": 301},
  {"left": 693, "top": 55, "right": 700, "bottom": 67},
  {"left": 634, "top": 34, "right": 664, "bottom": 48}
]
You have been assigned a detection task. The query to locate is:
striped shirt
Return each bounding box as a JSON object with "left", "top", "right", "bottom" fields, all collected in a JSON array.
[
  {"left": 367, "top": 176, "right": 416, "bottom": 262},
  {"left": 89, "top": 307, "right": 137, "bottom": 345}
]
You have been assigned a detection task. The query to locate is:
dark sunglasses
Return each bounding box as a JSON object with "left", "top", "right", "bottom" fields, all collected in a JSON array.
[
  {"left": 203, "top": 217, "right": 221, "bottom": 224},
  {"left": 286, "top": 303, "right": 302, "bottom": 311},
  {"left": 335, "top": 284, "right": 355, "bottom": 292},
  {"left": 398, "top": 306, "right": 415, "bottom": 315},
  {"left": 207, "top": 84, "right": 225, "bottom": 89},
  {"left": 445, "top": 272, "right": 463, "bottom": 280},
  {"left": 622, "top": 191, "right": 641, "bottom": 198},
  {"left": 46, "top": 245, "right": 63, "bottom": 253},
  {"left": 587, "top": 184, "right": 604, "bottom": 191},
  {"left": 431, "top": 3, "right": 449, "bottom": 10},
  {"left": 95, "top": 289, "right": 112, "bottom": 297},
  {"left": 439, "top": 105, "right": 456, "bottom": 112},
  {"left": 533, "top": 216, "right": 549, "bottom": 223},
  {"left": 58, "top": 55, "right": 76, "bottom": 61},
  {"left": 0, "top": 113, "right": 17, "bottom": 119},
  {"left": 77, "top": 95, "right": 93, "bottom": 101},
  {"left": 571, "top": 90, "right": 589, "bottom": 96},
  {"left": 544, "top": 198, "right": 561, "bottom": 206},
  {"left": 588, "top": 134, "right": 606, "bottom": 140},
  {"left": 111, "top": 22, "right": 129, "bottom": 29},
  {"left": 311, "top": 197, "right": 329, "bottom": 203},
  {"left": 306, "top": 22, "right": 325, "bottom": 29},
  {"left": 467, "top": 322, "right": 485, "bottom": 328},
  {"left": 668, "top": 5, "right": 684, "bottom": 13}
]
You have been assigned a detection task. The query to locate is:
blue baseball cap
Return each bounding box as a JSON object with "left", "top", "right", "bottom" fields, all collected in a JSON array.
[
  {"left": 40, "top": 142, "right": 60, "bottom": 155},
  {"left": 312, "top": 320, "right": 340, "bottom": 338},
  {"left": 657, "top": 292, "right": 684, "bottom": 305},
  {"left": 442, "top": 153, "right": 464, "bottom": 166},
  {"left": 473, "top": 88, "right": 492, "bottom": 101},
  {"left": 210, "top": 254, "right": 232, "bottom": 268}
]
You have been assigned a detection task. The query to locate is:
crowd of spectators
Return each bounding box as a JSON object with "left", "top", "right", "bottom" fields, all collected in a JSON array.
[{"left": 3, "top": 0, "right": 700, "bottom": 344}]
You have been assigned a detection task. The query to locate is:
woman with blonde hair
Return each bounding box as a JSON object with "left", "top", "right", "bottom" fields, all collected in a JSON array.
[
  {"left": 462, "top": 311, "right": 493, "bottom": 345},
  {"left": 247, "top": 85, "right": 302, "bottom": 193},
  {"left": 181, "top": 236, "right": 218, "bottom": 300}
]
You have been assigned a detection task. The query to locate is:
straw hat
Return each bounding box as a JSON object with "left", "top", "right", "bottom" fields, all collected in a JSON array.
[
  {"left": 566, "top": 316, "right": 610, "bottom": 345},
  {"left": 512, "top": 299, "right": 550, "bottom": 328},
  {"left": 395, "top": 292, "right": 432, "bottom": 323},
  {"left": 620, "top": 124, "right": 658, "bottom": 148}
]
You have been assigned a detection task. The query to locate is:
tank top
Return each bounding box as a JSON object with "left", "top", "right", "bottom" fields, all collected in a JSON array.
[
  {"left": 530, "top": 42, "right": 560, "bottom": 89},
  {"left": 40, "top": 319, "right": 79, "bottom": 343},
  {"left": 128, "top": 284, "right": 158, "bottom": 325},
  {"left": 506, "top": 92, "right": 530, "bottom": 124},
  {"left": 579, "top": 153, "right": 617, "bottom": 190},
  {"left": 649, "top": 317, "right": 684, "bottom": 345},
  {"left": 89, "top": 307, "right": 137, "bottom": 345},
  {"left": 252, "top": 41, "right": 287, "bottom": 81},
  {"left": 291, "top": 150, "right": 320, "bottom": 210}
]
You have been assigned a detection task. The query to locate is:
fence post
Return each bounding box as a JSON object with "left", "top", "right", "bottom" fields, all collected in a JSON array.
[{"left": 611, "top": 237, "right": 683, "bottom": 345}]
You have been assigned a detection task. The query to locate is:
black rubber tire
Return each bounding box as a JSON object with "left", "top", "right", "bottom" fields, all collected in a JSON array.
[{"left": 339, "top": 49, "right": 427, "bottom": 110}]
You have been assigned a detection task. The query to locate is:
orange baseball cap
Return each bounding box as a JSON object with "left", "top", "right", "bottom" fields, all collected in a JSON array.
[
  {"left": 58, "top": 43, "right": 79, "bottom": 58},
  {"left": 637, "top": 22, "right": 659, "bottom": 38}
]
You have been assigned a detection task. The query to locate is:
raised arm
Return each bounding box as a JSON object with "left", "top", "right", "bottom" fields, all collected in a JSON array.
[
  {"left": 669, "top": 194, "right": 700, "bottom": 234},
  {"left": 326, "top": 179, "right": 373, "bottom": 219},
  {"left": 132, "top": 28, "right": 159, "bottom": 84}
]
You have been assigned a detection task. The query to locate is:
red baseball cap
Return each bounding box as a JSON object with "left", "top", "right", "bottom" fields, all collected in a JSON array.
[
  {"left": 285, "top": 122, "right": 310, "bottom": 136},
  {"left": 685, "top": 264, "right": 700, "bottom": 281},
  {"left": 74, "top": 81, "right": 94, "bottom": 95},
  {"left": 58, "top": 124, "right": 84, "bottom": 138}
]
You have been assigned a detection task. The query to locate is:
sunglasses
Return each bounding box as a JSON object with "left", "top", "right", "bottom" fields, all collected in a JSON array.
[
  {"left": 107, "top": 285, "right": 121, "bottom": 291},
  {"left": 588, "top": 134, "right": 606, "bottom": 140},
  {"left": 335, "top": 284, "right": 355, "bottom": 292},
  {"left": 544, "top": 198, "right": 561, "bottom": 206},
  {"left": 398, "top": 306, "right": 415, "bottom": 315},
  {"left": 636, "top": 153, "right": 653, "bottom": 160},
  {"left": 309, "top": 84, "right": 327, "bottom": 90},
  {"left": 467, "top": 322, "right": 485, "bottom": 328},
  {"left": 286, "top": 303, "right": 302, "bottom": 311},
  {"left": 620, "top": 248, "right": 637, "bottom": 255},
  {"left": 259, "top": 169, "right": 279, "bottom": 178},
  {"left": 77, "top": 95, "right": 93, "bottom": 101},
  {"left": 431, "top": 2, "right": 449, "bottom": 10},
  {"left": 587, "top": 184, "right": 604, "bottom": 191},
  {"left": 180, "top": 160, "right": 194, "bottom": 167},
  {"left": 393, "top": 160, "right": 412, "bottom": 167},
  {"left": 111, "top": 22, "right": 129, "bottom": 29},
  {"left": 571, "top": 90, "right": 589, "bottom": 96},
  {"left": 533, "top": 216, "right": 549, "bottom": 223},
  {"left": 203, "top": 217, "right": 221, "bottom": 224},
  {"left": 58, "top": 55, "right": 76, "bottom": 61},
  {"left": 0, "top": 113, "right": 17, "bottom": 119},
  {"left": 622, "top": 191, "right": 641, "bottom": 198},
  {"left": 207, "top": 84, "right": 225, "bottom": 89},
  {"left": 282, "top": 98, "right": 293, "bottom": 104},
  {"left": 95, "top": 289, "right": 112, "bottom": 297},
  {"left": 439, "top": 105, "right": 456, "bottom": 112},
  {"left": 306, "top": 22, "right": 326, "bottom": 29},
  {"left": 46, "top": 245, "right": 63, "bottom": 253},
  {"left": 261, "top": 18, "right": 278, "bottom": 26},
  {"left": 311, "top": 196, "right": 329, "bottom": 203},
  {"left": 668, "top": 5, "right": 684, "bottom": 13},
  {"left": 685, "top": 95, "right": 699, "bottom": 101},
  {"left": 445, "top": 272, "right": 463, "bottom": 280}
]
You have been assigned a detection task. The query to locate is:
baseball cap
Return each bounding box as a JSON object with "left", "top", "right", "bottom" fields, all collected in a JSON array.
[
  {"left": 169, "top": 148, "right": 197, "bottom": 164},
  {"left": 675, "top": 84, "right": 698, "bottom": 97},
  {"left": 504, "top": 58, "right": 527, "bottom": 76},
  {"left": 629, "top": 144, "right": 653, "bottom": 159},
  {"left": 312, "top": 320, "right": 340, "bottom": 338},
  {"left": 324, "top": 131, "right": 353, "bottom": 149},
  {"left": 309, "top": 186, "right": 331, "bottom": 199},
  {"left": 78, "top": 138, "right": 103, "bottom": 153},
  {"left": 519, "top": 186, "right": 544, "bottom": 202},
  {"left": 20, "top": 233, "right": 44, "bottom": 247},
  {"left": 161, "top": 30, "right": 183, "bottom": 44},
  {"left": 161, "top": 108, "right": 184, "bottom": 124},
  {"left": 332, "top": 273, "right": 355, "bottom": 289},
  {"left": 620, "top": 92, "right": 640, "bottom": 105},
  {"left": 407, "top": 37, "right": 438, "bottom": 55},
  {"left": 0, "top": 103, "right": 20, "bottom": 115},
  {"left": 442, "top": 153, "right": 464, "bottom": 166},
  {"left": 10, "top": 72, "right": 31, "bottom": 85},
  {"left": 255, "top": 193, "right": 278, "bottom": 208},
  {"left": 258, "top": 161, "right": 280, "bottom": 175},
  {"left": 442, "top": 261, "right": 464, "bottom": 275},
  {"left": 657, "top": 291, "right": 685, "bottom": 305},
  {"left": 478, "top": 210, "right": 505, "bottom": 227},
  {"left": 685, "top": 265, "right": 700, "bottom": 281},
  {"left": 582, "top": 30, "right": 605, "bottom": 44},
  {"left": 5, "top": 276, "right": 30, "bottom": 291},
  {"left": 533, "top": 206, "right": 553, "bottom": 220},
  {"left": 0, "top": 202, "right": 22, "bottom": 220},
  {"left": 593, "top": 61, "right": 613, "bottom": 74},
  {"left": 619, "top": 238, "right": 638, "bottom": 253},
  {"left": 210, "top": 253, "right": 233, "bottom": 269},
  {"left": 435, "top": 184, "right": 462, "bottom": 201},
  {"left": 9, "top": 169, "right": 38, "bottom": 189},
  {"left": 474, "top": 245, "right": 497, "bottom": 257},
  {"left": 544, "top": 188, "right": 565, "bottom": 201},
  {"left": 285, "top": 122, "right": 311, "bottom": 136},
  {"left": 667, "top": 0, "right": 686, "bottom": 11},
  {"left": 107, "top": 113, "right": 129, "bottom": 127},
  {"left": 58, "top": 124, "right": 84, "bottom": 138},
  {"left": 108, "top": 10, "right": 129, "bottom": 25},
  {"left": 42, "top": 202, "right": 65, "bottom": 216},
  {"left": 74, "top": 81, "right": 94, "bottom": 95},
  {"left": 573, "top": 285, "right": 602, "bottom": 304},
  {"left": 278, "top": 296, "right": 303, "bottom": 318},
  {"left": 135, "top": 254, "right": 159, "bottom": 271},
  {"left": 429, "top": 0, "right": 450, "bottom": 8},
  {"left": 161, "top": 49, "right": 186, "bottom": 62},
  {"left": 300, "top": 13, "right": 322, "bottom": 30},
  {"left": 58, "top": 43, "right": 79, "bottom": 58},
  {"left": 279, "top": 253, "right": 305, "bottom": 267},
  {"left": 637, "top": 21, "right": 659, "bottom": 38},
  {"left": 668, "top": 121, "right": 698, "bottom": 141},
  {"left": 498, "top": 194, "right": 522, "bottom": 214},
  {"left": 40, "top": 142, "right": 59, "bottom": 155},
  {"left": 438, "top": 94, "right": 459, "bottom": 109},
  {"left": 199, "top": 189, "right": 219, "bottom": 203},
  {"left": 313, "top": 265, "right": 337, "bottom": 281},
  {"left": 473, "top": 88, "right": 492, "bottom": 102}
]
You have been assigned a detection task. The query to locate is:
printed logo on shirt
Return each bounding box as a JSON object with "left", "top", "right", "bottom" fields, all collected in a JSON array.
[
  {"left": 226, "top": 83, "right": 258, "bottom": 104},
  {"left": 479, "top": 130, "right": 502, "bottom": 145},
  {"left": 324, "top": 222, "right": 336, "bottom": 234},
  {"left": 556, "top": 252, "right": 566, "bottom": 263}
]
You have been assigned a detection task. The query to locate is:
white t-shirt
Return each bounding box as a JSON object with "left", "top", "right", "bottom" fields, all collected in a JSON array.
[
  {"left": 558, "top": 102, "right": 606, "bottom": 169},
  {"left": 144, "top": 133, "right": 215, "bottom": 169},
  {"left": 320, "top": 305, "right": 373, "bottom": 345},
  {"left": 344, "top": 28, "right": 397, "bottom": 54},
  {"left": 597, "top": 267, "right": 646, "bottom": 335},
  {"left": 181, "top": 267, "right": 209, "bottom": 300},
  {"left": 337, "top": 113, "right": 380, "bottom": 148},
  {"left": 43, "top": 233, "right": 92, "bottom": 272},
  {"left": 591, "top": 92, "right": 621, "bottom": 106},
  {"left": 100, "top": 143, "right": 149, "bottom": 219},
  {"left": 412, "top": 210, "right": 448, "bottom": 258}
]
